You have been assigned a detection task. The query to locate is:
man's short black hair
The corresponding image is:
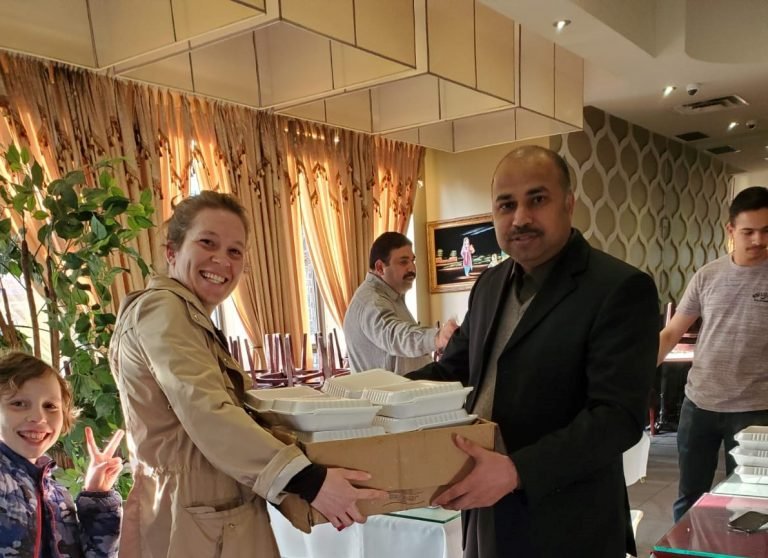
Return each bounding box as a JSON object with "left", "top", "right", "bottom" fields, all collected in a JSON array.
[
  {"left": 729, "top": 186, "right": 768, "bottom": 224},
  {"left": 369, "top": 232, "right": 412, "bottom": 270}
]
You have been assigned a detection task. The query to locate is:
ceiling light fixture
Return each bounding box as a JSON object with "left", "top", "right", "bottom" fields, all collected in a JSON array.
[
  {"left": 662, "top": 85, "right": 676, "bottom": 97},
  {"left": 553, "top": 19, "right": 571, "bottom": 32},
  {"left": 728, "top": 121, "right": 739, "bottom": 131}
]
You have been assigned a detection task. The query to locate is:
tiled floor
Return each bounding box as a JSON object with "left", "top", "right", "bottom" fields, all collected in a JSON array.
[{"left": 628, "top": 431, "right": 727, "bottom": 558}]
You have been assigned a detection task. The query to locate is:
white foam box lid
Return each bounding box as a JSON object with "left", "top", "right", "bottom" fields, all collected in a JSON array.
[
  {"left": 363, "top": 381, "right": 473, "bottom": 418},
  {"left": 735, "top": 465, "right": 768, "bottom": 485},
  {"left": 731, "top": 446, "right": 768, "bottom": 468},
  {"left": 244, "top": 386, "right": 322, "bottom": 412},
  {"left": 735, "top": 426, "right": 768, "bottom": 450},
  {"left": 373, "top": 409, "right": 477, "bottom": 433},
  {"left": 322, "top": 368, "right": 408, "bottom": 398},
  {"left": 272, "top": 405, "right": 381, "bottom": 432},
  {"left": 270, "top": 395, "right": 374, "bottom": 413},
  {"left": 293, "top": 426, "right": 386, "bottom": 443}
]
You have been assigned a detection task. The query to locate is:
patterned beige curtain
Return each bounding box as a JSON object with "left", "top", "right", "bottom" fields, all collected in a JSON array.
[
  {"left": 280, "top": 117, "right": 424, "bottom": 327},
  {"left": 372, "top": 137, "right": 423, "bottom": 237},
  {"left": 0, "top": 54, "right": 193, "bottom": 310}
]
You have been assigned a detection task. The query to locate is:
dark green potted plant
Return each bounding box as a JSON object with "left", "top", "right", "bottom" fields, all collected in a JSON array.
[{"left": 0, "top": 144, "right": 154, "bottom": 496}]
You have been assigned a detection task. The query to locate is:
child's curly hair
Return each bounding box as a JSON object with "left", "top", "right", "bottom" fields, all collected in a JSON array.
[{"left": 0, "top": 351, "right": 79, "bottom": 433}]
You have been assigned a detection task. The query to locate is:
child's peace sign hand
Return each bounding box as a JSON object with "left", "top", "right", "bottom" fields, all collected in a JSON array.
[{"left": 83, "top": 427, "right": 124, "bottom": 492}]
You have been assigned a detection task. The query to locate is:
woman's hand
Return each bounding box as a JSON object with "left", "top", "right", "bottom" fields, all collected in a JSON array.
[
  {"left": 310, "top": 468, "right": 388, "bottom": 530},
  {"left": 83, "top": 427, "right": 125, "bottom": 493}
]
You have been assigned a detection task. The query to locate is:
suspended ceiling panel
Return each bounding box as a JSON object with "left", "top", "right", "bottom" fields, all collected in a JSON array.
[
  {"left": 0, "top": 0, "right": 584, "bottom": 153},
  {"left": 325, "top": 90, "right": 373, "bottom": 133},
  {"left": 89, "top": 0, "right": 176, "bottom": 67},
  {"left": 475, "top": 2, "right": 516, "bottom": 103},
  {"left": 555, "top": 46, "right": 584, "bottom": 128},
  {"left": 330, "top": 43, "right": 413, "bottom": 90},
  {"left": 354, "top": 0, "right": 416, "bottom": 67},
  {"left": 123, "top": 52, "right": 194, "bottom": 92},
  {"left": 383, "top": 107, "right": 580, "bottom": 153},
  {"left": 520, "top": 28, "right": 555, "bottom": 118},
  {"left": 453, "top": 109, "right": 518, "bottom": 152},
  {"left": 191, "top": 33, "right": 260, "bottom": 106},
  {"left": 372, "top": 75, "right": 442, "bottom": 131},
  {"left": 427, "top": 0, "right": 476, "bottom": 87},
  {"left": 254, "top": 24, "right": 334, "bottom": 107},
  {"left": 171, "top": 0, "right": 262, "bottom": 40},
  {"left": 0, "top": 0, "right": 95, "bottom": 67},
  {"left": 440, "top": 81, "right": 510, "bottom": 121},
  {"left": 516, "top": 108, "right": 578, "bottom": 140},
  {"left": 280, "top": 0, "right": 356, "bottom": 44},
  {"left": 281, "top": 100, "right": 327, "bottom": 123}
]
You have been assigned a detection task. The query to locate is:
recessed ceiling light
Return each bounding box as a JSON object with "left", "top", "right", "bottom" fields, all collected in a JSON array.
[
  {"left": 553, "top": 19, "right": 571, "bottom": 32},
  {"left": 728, "top": 121, "right": 739, "bottom": 131},
  {"left": 662, "top": 86, "right": 676, "bottom": 97}
]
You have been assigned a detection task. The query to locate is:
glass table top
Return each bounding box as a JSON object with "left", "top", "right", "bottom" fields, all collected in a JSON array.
[
  {"left": 387, "top": 506, "right": 461, "bottom": 524},
  {"left": 653, "top": 493, "right": 768, "bottom": 557}
]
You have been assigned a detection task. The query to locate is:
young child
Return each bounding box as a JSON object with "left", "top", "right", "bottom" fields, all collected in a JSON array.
[{"left": 0, "top": 351, "right": 123, "bottom": 557}]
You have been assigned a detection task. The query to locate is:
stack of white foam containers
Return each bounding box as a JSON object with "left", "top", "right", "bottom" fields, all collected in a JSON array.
[
  {"left": 244, "top": 385, "right": 385, "bottom": 442},
  {"left": 731, "top": 426, "right": 768, "bottom": 484},
  {"left": 323, "top": 369, "right": 475, "bottom": 434},
  {"left": 245, "top": 369, "right": 476, "bottom": 442}
]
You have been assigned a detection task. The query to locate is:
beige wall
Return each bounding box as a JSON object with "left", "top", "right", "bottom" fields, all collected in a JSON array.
[
  {"left": 416, "top": 107, "right": 734, "bottom": 325},
  {"left": 734, "top": 169, "right": 768, "bottom": 194}
]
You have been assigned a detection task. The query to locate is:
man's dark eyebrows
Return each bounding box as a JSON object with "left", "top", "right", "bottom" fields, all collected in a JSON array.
[{"left": 525, "top": 186, "right": 548, "bottom": 197}]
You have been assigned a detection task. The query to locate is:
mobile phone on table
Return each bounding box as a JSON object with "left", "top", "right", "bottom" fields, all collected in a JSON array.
[{"left": 728, "top": 511, "right": 768, "bottom": 533}]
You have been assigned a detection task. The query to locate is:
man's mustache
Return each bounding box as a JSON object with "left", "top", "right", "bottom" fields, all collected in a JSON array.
[
  {"left": 509, "top": 226, "right": 542, "bottom": 238},
  {"left": 404, "top": 273, "right": 416, "bottom": 280}
]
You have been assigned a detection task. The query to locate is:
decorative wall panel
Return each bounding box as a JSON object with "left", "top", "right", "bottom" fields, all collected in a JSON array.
[{"left": 552, "top": 106, "right": 732, "bottom": 304}]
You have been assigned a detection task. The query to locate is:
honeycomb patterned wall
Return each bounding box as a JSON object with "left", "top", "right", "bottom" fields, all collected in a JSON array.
[{"left": 551, "top": 106, "right": 733, "bottom": 305}]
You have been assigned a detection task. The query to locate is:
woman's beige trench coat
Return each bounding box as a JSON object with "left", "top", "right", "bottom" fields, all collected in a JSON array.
[{"left": 109, "top": 276, "right": 311, "bottom": 558}]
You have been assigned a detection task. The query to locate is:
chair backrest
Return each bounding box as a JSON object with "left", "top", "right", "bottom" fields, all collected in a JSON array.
[{"left": 623, "top": 432, "right": 651, "bottom": 486}]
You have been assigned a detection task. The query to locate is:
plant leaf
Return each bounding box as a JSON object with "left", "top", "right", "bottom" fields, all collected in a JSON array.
[{"left": 90, "top": 216, "right": 108, "bottom": 240}]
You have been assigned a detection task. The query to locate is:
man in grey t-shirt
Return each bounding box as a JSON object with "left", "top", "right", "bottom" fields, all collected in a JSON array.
[
  {"left": 659, "top": 186, "right": 768, "bottom": 521},
  {"left": 343, "top": 232, "right": 458, "bottom": 375}
]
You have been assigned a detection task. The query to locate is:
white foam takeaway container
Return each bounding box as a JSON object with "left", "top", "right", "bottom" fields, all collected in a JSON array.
[
  {"left": 373, "top": 409, "right": 477, "bottom": 433},
  {"left": 731, "top": 447, "right": 768, "bottom": 468},
  {"left": 362, "top": 381, "right": 473, "bottom": 418},
  {"left": 322, "top": 368, "right": 408, "bottom": 399},
  {"left": 244, "top": 386, "right": 322, "bottom": 412},
  {"left": 734, "top": 426, "right": 768, "bottom": 451}
]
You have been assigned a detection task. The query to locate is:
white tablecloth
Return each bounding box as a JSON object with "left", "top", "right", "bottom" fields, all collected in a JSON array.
[{"left": 268, "top": 506, "right": 463, "bottom": 558}]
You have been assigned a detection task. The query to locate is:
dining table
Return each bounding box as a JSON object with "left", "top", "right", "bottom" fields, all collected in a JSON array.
[
  {"left": 268, "top": 504, "right": 462, "bottom": 558},
  {"left": 652, "top": 474, "right": 768, "bottom": 557}
]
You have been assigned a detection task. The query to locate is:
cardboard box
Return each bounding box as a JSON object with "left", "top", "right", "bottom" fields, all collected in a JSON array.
[{"left": 277, "top": 420, "right": 496, "bottom": 533}]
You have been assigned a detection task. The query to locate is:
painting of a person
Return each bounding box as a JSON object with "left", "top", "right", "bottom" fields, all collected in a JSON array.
[{"left": 461, "top": 237, "right": 476, "bottom": 276}]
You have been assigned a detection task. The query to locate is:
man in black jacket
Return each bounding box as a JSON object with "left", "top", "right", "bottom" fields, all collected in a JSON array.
[{"left": 409, "top": 146, "right": 659, "bottom": 558}]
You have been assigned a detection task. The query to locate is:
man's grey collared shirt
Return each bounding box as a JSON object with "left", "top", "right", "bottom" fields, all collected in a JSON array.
[{"left": 343, "top": 273, "right": 438, "bottom": 375}]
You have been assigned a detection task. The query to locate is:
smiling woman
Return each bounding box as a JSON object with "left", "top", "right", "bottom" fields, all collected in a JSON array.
[{"left": 108, "top": 191, "right": 386, "bottom": 558}]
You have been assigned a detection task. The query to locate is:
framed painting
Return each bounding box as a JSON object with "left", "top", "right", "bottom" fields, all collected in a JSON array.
[{"left": 426, "top": 213, "right": 505, "bottom": 293}]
